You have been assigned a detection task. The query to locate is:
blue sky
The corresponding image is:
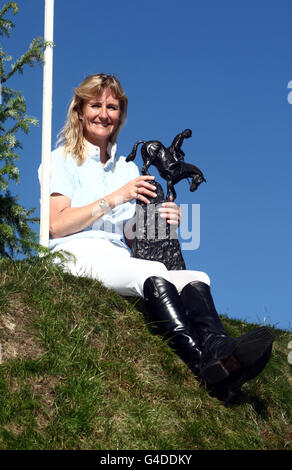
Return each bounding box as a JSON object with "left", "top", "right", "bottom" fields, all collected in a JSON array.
[{"left": 3, "top": 0, "right": 292, "bottom": 331}]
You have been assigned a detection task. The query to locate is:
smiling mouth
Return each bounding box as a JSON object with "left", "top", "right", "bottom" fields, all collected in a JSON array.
[{"left": 93, "top": 122, "right": 111, "bottom": 127}]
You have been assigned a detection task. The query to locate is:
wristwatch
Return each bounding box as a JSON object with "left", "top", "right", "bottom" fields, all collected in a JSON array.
[{"left": 98, "top": 197, "right": 111, "bottom": 214}]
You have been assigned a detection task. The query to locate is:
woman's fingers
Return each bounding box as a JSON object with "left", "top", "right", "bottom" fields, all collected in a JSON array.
[
  {"left": 135, "top": 176, "right": 157, "bottom": 203},
  {"left": 158, "top": 209, "right": 180, "bottom": 224},
  {"left": 128, "top": 177, "right": 181, "bottom": 225},
  {"left": 117, "top": 175, "right": 156, "bottom": 204},
  {"left": 158, "top": 199, "right": 181, "bottom": 226}
]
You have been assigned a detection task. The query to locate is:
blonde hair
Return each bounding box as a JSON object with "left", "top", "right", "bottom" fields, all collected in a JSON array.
[{"left": 57, "top": 74, "right": 128, "bottom": 164}]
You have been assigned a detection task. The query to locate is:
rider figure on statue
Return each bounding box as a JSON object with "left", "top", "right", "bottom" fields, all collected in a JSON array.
[{"left": 168, "top": 129, "right": 192, "bottom": 162}]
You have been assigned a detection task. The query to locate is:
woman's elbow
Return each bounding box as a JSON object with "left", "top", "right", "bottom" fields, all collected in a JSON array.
[{"left": 49, "top": 220, "right": 61, "bottom": 239}]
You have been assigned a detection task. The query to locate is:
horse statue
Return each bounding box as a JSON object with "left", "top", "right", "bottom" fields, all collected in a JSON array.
[{"left": 126, "top": 129, "right": 206, "bottom": 200}]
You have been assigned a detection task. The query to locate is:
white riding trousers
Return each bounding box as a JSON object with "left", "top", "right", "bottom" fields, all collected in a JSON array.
[{"left": 52, "top": 238, "right": 210, "bottom": 297}]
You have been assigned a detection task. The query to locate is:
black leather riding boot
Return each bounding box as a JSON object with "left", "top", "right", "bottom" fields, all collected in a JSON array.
[
  {"left": 180, "top": 281, "right": 274, "bottom": 387},
  {"left": 143, "top": 276, "right": 202, "bottom": 378}
]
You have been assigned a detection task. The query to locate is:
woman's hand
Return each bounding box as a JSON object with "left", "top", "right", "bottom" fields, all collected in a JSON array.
[
  {"left": 111, "top": 175, "right": 157, "bottom": 206},
  {"left": 157, "top": 196, "right": 182, "bottom": 227}
]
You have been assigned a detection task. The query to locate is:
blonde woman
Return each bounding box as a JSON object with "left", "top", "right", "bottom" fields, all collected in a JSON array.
[{"left": 39, "top": 74, "right": 274, "bottom": 404}]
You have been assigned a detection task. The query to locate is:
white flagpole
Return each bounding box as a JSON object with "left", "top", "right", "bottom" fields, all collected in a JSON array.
[{"left": 40, "top": 0, "right": 54, "bottom": 248}]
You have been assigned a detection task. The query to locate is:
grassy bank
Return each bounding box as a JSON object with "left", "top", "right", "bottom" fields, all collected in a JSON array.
[{"left": 0, "top": 256, "right": 291, "bottom": 450}]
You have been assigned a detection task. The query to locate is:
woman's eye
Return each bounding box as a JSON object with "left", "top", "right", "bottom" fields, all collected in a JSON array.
[{"left": 90, "top": 103, "right": 119, "bottom": 111}]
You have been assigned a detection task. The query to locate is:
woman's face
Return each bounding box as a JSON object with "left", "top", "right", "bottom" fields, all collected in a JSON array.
[{"left": 79, "top": 88, "right": 120, "bottom": 146}]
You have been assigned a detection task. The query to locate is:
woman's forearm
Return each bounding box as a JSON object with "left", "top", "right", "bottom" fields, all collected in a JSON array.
[
  {"left": 50, "top": 195, "right": 118, "bottom": 239},
  {"left": 50, "top": 202, "right": 100, "bottom": 238},
  {"left": 50, "top": 175, "right": 156, "bottom": 239}
]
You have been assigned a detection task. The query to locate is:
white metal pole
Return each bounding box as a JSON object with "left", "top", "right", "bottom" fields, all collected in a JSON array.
[{"left": 40, "top": 0, "right": 54, "bottom": 248}]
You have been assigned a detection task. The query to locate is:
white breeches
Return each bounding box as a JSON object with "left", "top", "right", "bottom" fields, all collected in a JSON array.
[{"left": 52, "top": 238, "right": 210, "bottom": 297}]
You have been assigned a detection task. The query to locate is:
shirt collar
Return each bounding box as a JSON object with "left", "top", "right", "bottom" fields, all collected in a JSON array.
[{"left": 86, "top": 140, "right": 117, "bottom": 166}]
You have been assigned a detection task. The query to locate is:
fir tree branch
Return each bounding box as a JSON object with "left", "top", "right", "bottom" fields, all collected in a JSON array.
[
  {"left": 3, "top": 117, "right": 38, "bottom": 137},
  {"left": 0, "top": 2, "right": 18, "bottom": 37},
  {"left": 0, "top": 2, "right": 46, "bottom": 258},
  {"left": 3, "top": 38, "right": 53, "bottom": 83}
]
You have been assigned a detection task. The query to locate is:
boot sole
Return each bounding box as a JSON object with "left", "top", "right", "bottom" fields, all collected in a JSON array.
[{"left": 201, "top": 327, "right": 274, "bottom": 385}]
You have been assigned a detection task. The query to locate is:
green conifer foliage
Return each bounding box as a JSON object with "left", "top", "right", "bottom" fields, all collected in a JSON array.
[{"left": 0, "top": 2, "right": 51, "bottom": 258}]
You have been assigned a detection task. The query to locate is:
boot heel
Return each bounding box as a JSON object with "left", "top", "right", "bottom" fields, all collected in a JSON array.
[{"left": 200, "top": 360, "right": 230, "bottom": 384}]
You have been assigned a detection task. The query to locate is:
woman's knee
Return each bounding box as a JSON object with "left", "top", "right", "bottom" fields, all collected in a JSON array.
[
  {"left": 198, "top": 272, "right": 211, "bottom": 286},
  {"left": 133, "top": 260, "right": 171, "bottom": 297},
  {"left": 168, "top": 269, "right": 211, "bottom": 294},
  {"left": 146, "top": 260, "right": 171, "bottom": 281}
]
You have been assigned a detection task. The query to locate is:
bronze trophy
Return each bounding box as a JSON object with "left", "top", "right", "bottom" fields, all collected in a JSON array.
[{"left": 126, "top": 129, "right": 206, "bottom": 270}]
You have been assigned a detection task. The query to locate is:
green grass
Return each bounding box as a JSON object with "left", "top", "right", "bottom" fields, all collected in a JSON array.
[{"left": 0, "top": 255, "right": 291, "bottom": 450}]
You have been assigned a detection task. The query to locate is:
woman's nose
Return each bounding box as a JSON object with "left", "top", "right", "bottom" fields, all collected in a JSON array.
[{"left": 98, "top": 105, "right": 108, "bottom": 119}]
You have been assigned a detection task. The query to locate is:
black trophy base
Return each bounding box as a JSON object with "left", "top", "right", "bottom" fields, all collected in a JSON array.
[{"left": 131, "top": 181, "right": 186, "bottom": 271}]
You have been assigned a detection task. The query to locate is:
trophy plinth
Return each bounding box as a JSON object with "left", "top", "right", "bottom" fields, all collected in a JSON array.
[{"left": 131, "top": 181, "right": 186, "bottom": 271}]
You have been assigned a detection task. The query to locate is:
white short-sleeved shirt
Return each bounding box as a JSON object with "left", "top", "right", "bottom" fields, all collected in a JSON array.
[{"left": 38, "top": 141, "right": 139, "bottom": 250}]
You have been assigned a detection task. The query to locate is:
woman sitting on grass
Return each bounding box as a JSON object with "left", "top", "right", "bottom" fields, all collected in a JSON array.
[{"left": 39, "top": 73, "right": 274, "bottom": 404}]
